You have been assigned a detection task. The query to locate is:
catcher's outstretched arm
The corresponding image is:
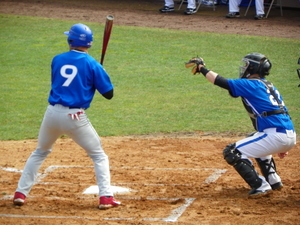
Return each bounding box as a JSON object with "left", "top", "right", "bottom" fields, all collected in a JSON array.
[
  {"left": 214, "top": 75, "right": 230, "bottom": 90},
  {"left": 198, "top": 65, "right": 229, "bottom": 90},
  {"left": 198, "top": 65, "right": 217, "bottom": 83}
]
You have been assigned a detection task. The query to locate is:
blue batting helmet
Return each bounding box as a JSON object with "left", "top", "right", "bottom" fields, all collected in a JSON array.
[{"left": 64, "top": 23, "right": 93, "bottom": 48}]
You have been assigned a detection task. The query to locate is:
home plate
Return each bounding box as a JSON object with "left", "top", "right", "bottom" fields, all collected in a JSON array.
[{"left": 83, "top": 185, "right": 133, "bottom": 194}]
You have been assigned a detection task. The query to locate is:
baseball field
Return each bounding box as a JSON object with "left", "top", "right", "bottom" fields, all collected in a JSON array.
[{"left": 1, "top": 0, "right": 300, "bottom": 224}]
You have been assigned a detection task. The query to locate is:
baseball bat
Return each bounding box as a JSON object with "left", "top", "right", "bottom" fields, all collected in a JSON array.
[{"left": 100, "top": 15, "right": 114, "bottom": 65}]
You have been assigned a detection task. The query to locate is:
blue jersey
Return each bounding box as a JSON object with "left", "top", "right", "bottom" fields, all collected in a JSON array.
[
  {"left": 227, "top": 78, "right": 294, "bottom": 132},
  {"left": 48, "top": 50, "right": 113, "bottom": 109}
]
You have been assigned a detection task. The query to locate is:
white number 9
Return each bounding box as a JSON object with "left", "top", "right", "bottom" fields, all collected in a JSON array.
[{"left": 60, "top": 65, "right": 78, "bottom": 87}]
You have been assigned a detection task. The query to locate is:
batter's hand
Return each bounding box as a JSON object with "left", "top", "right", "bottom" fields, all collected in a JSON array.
[
  {"left": 185, "top": 57, "right": 205, "bottom": 75},
  {"left": 278, "top": 152, "right": 288, "bottom": 159}
]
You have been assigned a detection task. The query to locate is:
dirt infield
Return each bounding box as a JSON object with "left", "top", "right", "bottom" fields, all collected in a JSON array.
[
  {"left": 0, "top": 0, "right": 300, "bottom": 38},
  {"left": 1, "top": 133, "right": 300, "bottom": 224},
  {"left": 0, "top": 0, "right": 300, "bottom": 224}
]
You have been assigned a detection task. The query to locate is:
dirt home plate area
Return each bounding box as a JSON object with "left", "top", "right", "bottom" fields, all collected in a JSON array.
[{"left": 0, "top": 0, "right": 300, "bottom": 224}]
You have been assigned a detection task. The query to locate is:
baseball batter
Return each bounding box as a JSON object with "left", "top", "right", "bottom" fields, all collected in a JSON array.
[
  {"left": 186, "top": 53, "right": 296, "bottom": 198},
  {"left": 13, "top": 23, "right": 120, "bottom": 209}
]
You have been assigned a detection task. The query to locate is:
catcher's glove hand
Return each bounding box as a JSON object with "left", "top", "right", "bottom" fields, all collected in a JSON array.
[{"left": 185, "top": 57, "right": 205, "bottom": 75}]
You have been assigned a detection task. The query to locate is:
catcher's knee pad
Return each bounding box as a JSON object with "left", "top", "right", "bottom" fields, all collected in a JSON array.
[
  {"left": 223, "top": 143, "right": 241, "bottom": 165},
  {"left": 223, "top": 143, "right": 262, "bottom": 189},
  {"left": 233, "top": 159, "right": 262, "bottom": 189}
]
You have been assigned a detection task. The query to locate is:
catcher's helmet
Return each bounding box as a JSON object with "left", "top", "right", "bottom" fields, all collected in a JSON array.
[
  {"left": 239, "top": 53, "right": 272, "bottom": 79},
  {"left": 64, "top": 23, "right": 93, "bottom": 48}
]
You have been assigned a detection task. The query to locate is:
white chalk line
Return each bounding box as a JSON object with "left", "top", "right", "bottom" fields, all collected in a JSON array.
[
  {"left": 0, "top": 167, "right": 23, "bottom": 173},
  {"left": 1, "top": 165, "right": 226, "bottom": 222},
  {"left": 36, "top": 169, "right": 226, "bottom": 186},
  {"left": 33, "top": 165, "right": 227, "bottom": 185},
  {"left": 0, "top": 197, "right": 196, "bottom": 222},
  {"left": 1, "top": 165, "right": 227, "bottom": 184}
]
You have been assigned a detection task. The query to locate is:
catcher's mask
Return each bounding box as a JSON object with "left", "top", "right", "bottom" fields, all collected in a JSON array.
[
  {"left": 239, "top": 53, "right": 272, "bottom": 79},
  {"left": 64, "top": 23, "right": 93, "bottom": 48}
]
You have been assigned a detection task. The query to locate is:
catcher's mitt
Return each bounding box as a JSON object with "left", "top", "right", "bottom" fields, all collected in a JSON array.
[{"left": 185, "top": 57, "right": 205, "bottom": 75}]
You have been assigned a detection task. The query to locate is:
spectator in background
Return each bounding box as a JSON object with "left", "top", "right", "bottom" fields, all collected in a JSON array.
[
  {"left": 226, "top": 0, "right": 265, "bottom": 20},
  {"left": 159, "top": 0, "right": 197, "bottom": 15}
]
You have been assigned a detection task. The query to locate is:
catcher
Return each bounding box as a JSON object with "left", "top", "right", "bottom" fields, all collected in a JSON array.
[{"left": 185, "top": 53, "right": 296, "bottom": 198}]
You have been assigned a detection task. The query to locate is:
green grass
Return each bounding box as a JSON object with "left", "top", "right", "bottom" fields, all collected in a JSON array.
[{"left": 1, "top": 14, "right": 299, "bottom": 140}]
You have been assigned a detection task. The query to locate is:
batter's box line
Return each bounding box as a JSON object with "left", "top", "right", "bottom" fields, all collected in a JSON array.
[
  {"left": 36, "top": 165, "right": 227, "bottom": 184},
  {"left": 109, "top": 167, "right": 227, "bottom": 185},
  {"left": 0, "top": 166, "right": 225, "bottom": 222},
  {"left": 0, "top": 165, "right": 227, "bottom": 186},
  {"left": 0, "top": 197, "right": 195, "bottom": 222}
]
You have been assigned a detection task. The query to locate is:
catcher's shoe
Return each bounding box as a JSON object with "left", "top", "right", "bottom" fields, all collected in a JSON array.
[
  {"left": 13, "top": 192, "right": 26, "bottom": 206},
  {"left": 248, "top": 188, "right": 272, "bottom": 199},
  {"left": 99, "top": 196, "right": 121, "bottom": 210},
  {"left": 271, "top": 182, "right": 283, "bottom": 191},
  {"left": 184, "top": 8, "right": 196, "bottom": 15},
  {"left": 159, "top": 6, "right": 174, "bottom": 13},
  {"left": 226, "top": 12, "right": 240, "bottom": 18}
]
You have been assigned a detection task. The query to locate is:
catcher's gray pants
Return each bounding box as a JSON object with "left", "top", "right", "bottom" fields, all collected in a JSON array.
[{"left": 16, "top": 104, "right": 113, "bottom": 197}]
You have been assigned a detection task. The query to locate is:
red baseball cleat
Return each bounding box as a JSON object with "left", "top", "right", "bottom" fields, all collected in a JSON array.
[
  {"left": 99, "top": 196, "right": 121, "bottom": 209},
  {"left": 13, "top": 192, "right": 26, "bottom": 206}
]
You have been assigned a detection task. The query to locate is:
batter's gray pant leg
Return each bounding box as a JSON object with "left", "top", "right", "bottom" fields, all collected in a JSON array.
[{"left": 16, "top": 149, "right": 51, "bottom": 196}]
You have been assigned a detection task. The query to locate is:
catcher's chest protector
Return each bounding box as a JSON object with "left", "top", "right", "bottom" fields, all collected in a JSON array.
[{"left": 241, "top": 78, "right": 289, "bottom": 131}]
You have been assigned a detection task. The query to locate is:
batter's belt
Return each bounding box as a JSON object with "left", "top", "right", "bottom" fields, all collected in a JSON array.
[{"left": 49, "top": 103, "right": 85, "bottom": 110}]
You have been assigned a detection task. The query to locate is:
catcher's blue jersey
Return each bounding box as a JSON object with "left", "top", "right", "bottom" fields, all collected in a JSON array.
[
  {"left": 48, "top": 50, "right": 113, "bottom": 109},
  {"left": 227, "top": 78, "right": 294, "bottom": 132}
]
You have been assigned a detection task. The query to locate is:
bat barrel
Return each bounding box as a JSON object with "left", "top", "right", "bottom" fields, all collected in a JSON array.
[{"left": 100, "top": 15, "right": 114, "bottom": 65}]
